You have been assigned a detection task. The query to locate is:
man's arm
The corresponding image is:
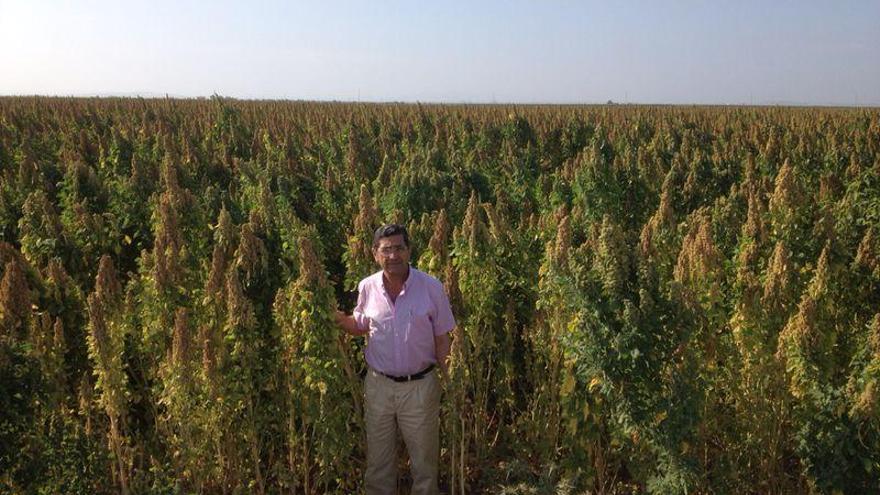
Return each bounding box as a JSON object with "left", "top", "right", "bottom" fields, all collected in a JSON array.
[
  {"left": 335, "top": 310, "right": 368, "bottom": 336},
  {"left": 434, "top": 331, "right": 451, "bottom": 376}
]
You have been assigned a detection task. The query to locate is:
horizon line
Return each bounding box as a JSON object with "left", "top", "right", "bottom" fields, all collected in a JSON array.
[{"left": 1, "top": 93, "right": 878, "bottom": 109}]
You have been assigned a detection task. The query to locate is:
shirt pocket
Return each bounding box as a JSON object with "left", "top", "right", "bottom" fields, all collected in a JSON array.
[
  {"left": 406, "top": 306, "right": 435, "bottom": 353},
  {"left": 408, "top": 306, "right": 431, "bottom": 329}
]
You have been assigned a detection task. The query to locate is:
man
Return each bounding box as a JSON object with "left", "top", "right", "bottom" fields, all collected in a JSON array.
[{"left": 336, "top": 224, "right": 455, "bottom": 495}]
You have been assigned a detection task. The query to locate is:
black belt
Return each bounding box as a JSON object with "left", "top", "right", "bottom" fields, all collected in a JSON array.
[{"left": 379, "top": 364, "right": 435, "bottom": 382}]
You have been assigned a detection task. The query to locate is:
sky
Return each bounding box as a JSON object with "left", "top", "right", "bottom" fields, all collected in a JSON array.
[{"left": 1, "top": 0, "right": 878, "bottom": 105}]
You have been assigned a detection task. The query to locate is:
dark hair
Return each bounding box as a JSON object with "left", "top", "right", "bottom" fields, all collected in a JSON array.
[{"left": 373, "top": 224, "right": 409, "bottom": 248}]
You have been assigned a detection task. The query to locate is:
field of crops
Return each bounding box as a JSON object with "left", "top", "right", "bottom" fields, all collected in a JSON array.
[{"left": 1, "top": 97, "right": 878, "bottom": 494}]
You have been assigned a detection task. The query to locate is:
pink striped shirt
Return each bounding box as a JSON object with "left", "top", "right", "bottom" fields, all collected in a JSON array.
[{"left": 353, "top": 267, "right": 455, "bottom": 376}]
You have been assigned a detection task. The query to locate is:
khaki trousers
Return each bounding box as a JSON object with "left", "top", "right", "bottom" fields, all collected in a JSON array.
[{"left": 364, "top": 368, "right": 440, "bottom": 495}]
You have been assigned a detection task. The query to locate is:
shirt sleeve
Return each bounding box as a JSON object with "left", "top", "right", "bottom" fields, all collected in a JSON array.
[
  {"left": 429, "top": 280, "right": 456, "bottom": 336},
  {"left": 352, "top": 280, "right": 369, "bottom": 332}
]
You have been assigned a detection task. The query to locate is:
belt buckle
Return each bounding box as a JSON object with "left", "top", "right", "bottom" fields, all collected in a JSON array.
[{"left": 382, "top": 365, "right": 432, "bottom": 382}]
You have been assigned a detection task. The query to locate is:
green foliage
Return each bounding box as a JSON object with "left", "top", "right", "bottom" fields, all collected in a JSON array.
[
  {"left": 274, "top": 232, "right": 360, "bottom": 493},
  {"left": 1, "top": 98, "right": 879, "bottom": 493}
]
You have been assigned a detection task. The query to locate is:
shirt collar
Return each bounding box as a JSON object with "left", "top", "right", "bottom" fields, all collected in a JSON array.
[{"left": 381, "top": 265, "right": 414, "bottom": 292}]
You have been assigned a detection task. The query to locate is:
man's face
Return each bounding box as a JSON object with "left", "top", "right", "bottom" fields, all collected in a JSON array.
[{"left": 373, "top": 234, "right": 410, "bottom": 277}]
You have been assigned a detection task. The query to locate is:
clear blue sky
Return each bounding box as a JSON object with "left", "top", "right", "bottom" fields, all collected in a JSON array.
[{"left": 1, "top": 0, "right": 878, "bottom": 105}]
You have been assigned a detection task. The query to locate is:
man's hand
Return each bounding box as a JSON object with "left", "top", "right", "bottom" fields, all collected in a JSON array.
[
  {"left": 434, "top": 332, "right": 451, "bottom": 378},
  {"left": 335, "top": 309, "right": 366, "bottom": 336}
]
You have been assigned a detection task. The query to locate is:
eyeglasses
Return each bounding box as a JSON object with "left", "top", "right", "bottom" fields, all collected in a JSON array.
[{"left": 377, "top": 245, "right": 407, "bottom": 256}]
